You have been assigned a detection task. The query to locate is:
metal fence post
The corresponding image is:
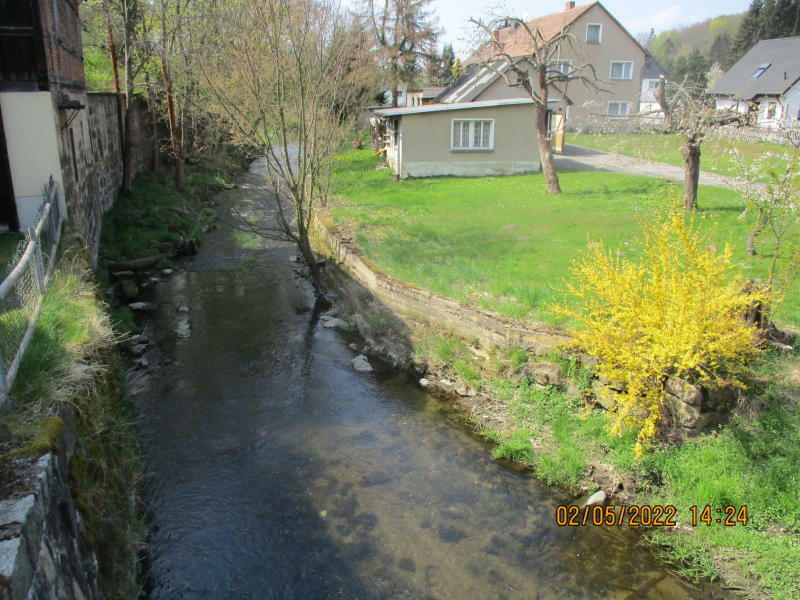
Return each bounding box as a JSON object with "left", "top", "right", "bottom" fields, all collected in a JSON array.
[
  {"left": 0, "top": 349, "right": 8, "bottom": 410},
  {"left": 32, "top": 235, "right": 46, "bottom": 294}
]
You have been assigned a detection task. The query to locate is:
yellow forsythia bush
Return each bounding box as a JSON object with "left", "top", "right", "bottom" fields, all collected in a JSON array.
[{"left": 554, "top": 211, "right": 769, "bottom": 455}]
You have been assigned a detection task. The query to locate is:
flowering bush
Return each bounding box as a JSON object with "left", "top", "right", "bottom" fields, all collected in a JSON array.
[{"left": 554, "top": 211, "right": 770, "bottom": 454}]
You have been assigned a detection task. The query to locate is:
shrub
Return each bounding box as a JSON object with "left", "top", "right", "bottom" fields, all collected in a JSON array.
[{"left": 554, "top": 210, "right": 769, "bottom": 454}]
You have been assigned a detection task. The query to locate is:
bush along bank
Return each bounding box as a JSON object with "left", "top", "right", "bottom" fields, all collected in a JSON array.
[
  {"left": 0, "top": 228, "right": 144, "bottom": 598},
  {"left": 313, "top": 234, "right": 800, "bottom": 600},
  {"left": 98, "top": 168, "right": 228, "bottom": 336}
]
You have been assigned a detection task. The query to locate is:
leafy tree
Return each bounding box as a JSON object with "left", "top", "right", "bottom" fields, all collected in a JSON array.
[
  {"left": 671, "top": 49, "right": 711, "bottom": 89},
  {"left": 424, "top": 42, "right": 455, "bottom": 85},
  {"left": 708, "top": 33, "right": 732, "bottom": 68},
  {"left": 730, "top": 0, "right": 763, "bottom": 64}
]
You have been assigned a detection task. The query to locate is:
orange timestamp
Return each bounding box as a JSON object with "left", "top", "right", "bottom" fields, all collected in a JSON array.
[{"left": 555, "top": 504, "right": 749, "bottom": 527}]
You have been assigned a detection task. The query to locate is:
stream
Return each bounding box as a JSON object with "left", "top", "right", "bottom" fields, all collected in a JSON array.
[{"left": 132, "top": 162, "right": 721, "bottom": 599}]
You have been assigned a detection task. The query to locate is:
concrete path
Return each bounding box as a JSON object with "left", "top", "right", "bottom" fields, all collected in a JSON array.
[{"left": 554, "top": 144, "right": 742, "bottom": 189}]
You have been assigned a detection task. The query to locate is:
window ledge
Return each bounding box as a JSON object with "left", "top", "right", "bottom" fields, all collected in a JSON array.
[{"left": 451, "top": 148, "right": 494, "bottom": 152}]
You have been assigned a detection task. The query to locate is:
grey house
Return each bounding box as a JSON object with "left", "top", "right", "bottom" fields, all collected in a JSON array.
[
  {"left": 710, "top": 37, "right": 800, "bottom": 129},
  {"left": 375, "top": 99, "right": 541, "bottom": 179}
]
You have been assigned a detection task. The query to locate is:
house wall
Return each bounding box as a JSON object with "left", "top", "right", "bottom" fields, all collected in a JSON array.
[
  {"left": 391, "top": 104, "right": 540, "bottom": 178},
  {"left": 0, "top": 91, "right": 65, "bottom": 229},
  {"left": 55, "top": 92, "right": 153, "bottom": 257},
  {"left": 0, "top": 89, "right": 153, "bottom": 256},
  {"left": 474, "top": 4, "right": 647, "bottom": 130},
  {"left": 37, "top": 0, "right": 85, "bottom": 91}
]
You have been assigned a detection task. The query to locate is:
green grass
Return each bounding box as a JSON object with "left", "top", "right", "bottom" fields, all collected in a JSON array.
[
  {"left": 99, "top": 169, "right": 224, "bottom": 264},
  {"left": 421, "top": 329, "right": 800, "bottom": 599},
  {"left": 641, "top": 379, "right": 800, "bottom": 599},
  {"left": 0, "top": 243, "right": 143, "bottom": 598},
  {"left": 569, "top": 132, "right": 791, "bottom": 179},
  {"left": 331, "top": 149, "right": 800, "bottom": 328}
]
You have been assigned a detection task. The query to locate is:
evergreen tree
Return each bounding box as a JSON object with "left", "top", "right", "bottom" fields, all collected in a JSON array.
[
  {"left": 709, "top": 33, "right": 732, "bottom": 68},
  {"left": 757, "top": 0, "right": 781, "bottom": 39},
  {"left": 672, "top": 49, "right": 711, "bottom": 89},
  {"left": 730, "top": 0, "right": 763, "bottom": 64}
]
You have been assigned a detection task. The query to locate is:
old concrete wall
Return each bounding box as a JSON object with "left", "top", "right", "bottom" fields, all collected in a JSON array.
[
  {"left": 56, "top": 92, "right": 153, "bottom": 259},
  {"left": 0, "top": 413, "right": 100, "bottom": 600},
  {"left": 313, "top": 213, "right": 569, "bottom": 352}
]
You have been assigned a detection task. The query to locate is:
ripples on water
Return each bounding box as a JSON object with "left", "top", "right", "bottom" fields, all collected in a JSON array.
[{"left": 134, "top": 167, "right": 711, "bottom": 600}]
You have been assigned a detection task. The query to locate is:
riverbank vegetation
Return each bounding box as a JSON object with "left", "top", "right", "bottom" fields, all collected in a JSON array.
[
  {"left": 406, "top": 322, "right": 800, "bottom": 599},
  {"left": 331, "top": 149, "right": 800, "bottom": 328},
  {"left": 569, "top": 133, "right": 790, "bottom": 180},
  {"left": 98, "top": 168, "right": 228, "bottom": 334},
  {"left": 327, "top": 145, "right": 800, "bottom": 599},
  {"left": 0, "top": 232, "right": 144, "bottom": 597}
]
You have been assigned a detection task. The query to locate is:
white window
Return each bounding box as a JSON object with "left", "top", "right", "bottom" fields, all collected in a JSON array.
[
  {"left": 608, "top": 101, "right": 629, "bottom": 116},
  {"left": 451, "top": 119, "right": 494, "bottom": 151},
  {"left": 549, "top": 60, "right": 573, "bottom": 76},
  {"left": 610, "top": 61, "right": 633, "bottom": 80},
  {"left": 586, "top": 23, "right": 602, "bottom": 43}
]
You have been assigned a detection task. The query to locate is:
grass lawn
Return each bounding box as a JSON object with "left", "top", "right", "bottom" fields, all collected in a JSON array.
[
  {"left": 331, "top": 149, "right": 800, "bottom": 328},
  {"left": 569, "top": 132, "right": 791, "bottom": 179}
]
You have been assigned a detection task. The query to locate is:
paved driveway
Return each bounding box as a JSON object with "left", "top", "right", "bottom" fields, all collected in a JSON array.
[{"left": 554, "top": 144, "right": 741, "bottom": 190}]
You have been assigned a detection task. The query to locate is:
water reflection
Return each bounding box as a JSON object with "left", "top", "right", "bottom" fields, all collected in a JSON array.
[{"left": 134, "top": 166, "right": 712, "bottom": 600}]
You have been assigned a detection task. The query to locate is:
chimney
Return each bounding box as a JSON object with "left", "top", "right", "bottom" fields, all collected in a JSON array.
[{"left": 566, "top": 1, "right": 576, "bottom": 9}]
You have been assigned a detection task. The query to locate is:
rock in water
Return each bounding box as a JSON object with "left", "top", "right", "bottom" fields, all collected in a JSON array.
[
  {"left": 586, "top": 490, "right": 607, "bottom": 507},
  {"left": 352, "top": 355, "right": 373, "bottom": 372},
  {"left": 322, "top": 317, "right": 349, "bottom": 329},
  {"left": 128, "top": 301, "right": 157, "bottom": 311}
]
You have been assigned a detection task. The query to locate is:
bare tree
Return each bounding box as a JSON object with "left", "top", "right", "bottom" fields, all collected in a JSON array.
[
  {"left": 361, "top": 0, "right": 439, "bottom": 107},
  {"left": 470, "top": 17, "right": 601, "bottom": 194},
  {"left": 94, "top": 0, "right": 152, "bottom": 194},
  {"left": 198, "top": 0, "right": 370, "bottom": 300},
  {"left": 655, "top": 75, "right": 741, "bottom": 210}
]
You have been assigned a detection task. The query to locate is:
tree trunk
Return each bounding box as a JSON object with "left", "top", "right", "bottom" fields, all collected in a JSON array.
[
  {"left": 747, "top": 209, "right": 768, "bottom": 256},
  {"left": 122, "top": 101, "right": 135, "bottom": 195},
  {"left": 146, "top": 77, "right": 160, "bottom": 172},
  {"left": 682, "top": 138, "right": 700, "bottom": 210},
  {"left": 161, "top": 57, "right": 183, "bottom": 191},
  {"left": 536, "top": 106, "right": 560, "bottom": 194},
  {"left": 297, "top": 234, "right": 325, "bottom": 300}
]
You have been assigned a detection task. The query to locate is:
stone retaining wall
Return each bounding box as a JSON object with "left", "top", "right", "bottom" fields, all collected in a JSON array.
[
  {"left": 59, "top": 93, "right": 153, "bottom": 261},
  {"left": 312, "top": 213, "right": 569, "bottom": 351},
  {"left": 0, "top": 413, "right": 99, "bottom": 600}
]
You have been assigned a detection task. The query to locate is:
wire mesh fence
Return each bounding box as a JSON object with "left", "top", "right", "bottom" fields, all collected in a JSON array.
[{"left": 0, "top": 177, "right": 63, "bottom": 409}]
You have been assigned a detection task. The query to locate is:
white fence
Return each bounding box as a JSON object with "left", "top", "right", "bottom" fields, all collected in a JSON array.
[{"left": 0, "top": 178, "right": 64, "bottom": 409}]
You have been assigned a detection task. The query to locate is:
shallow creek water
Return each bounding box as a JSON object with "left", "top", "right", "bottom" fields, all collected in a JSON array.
[{"left": 133, "top": 163, "right": 721, "bottom": 599}]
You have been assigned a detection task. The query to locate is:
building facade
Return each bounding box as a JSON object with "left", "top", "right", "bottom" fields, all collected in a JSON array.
[{"left": 437, "top": 2, "right": 664, "bottom": 131}]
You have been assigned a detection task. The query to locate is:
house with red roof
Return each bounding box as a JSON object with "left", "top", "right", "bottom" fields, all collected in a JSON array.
[{"left": 437, "top": 2, "right": 664, "bottom": 130}]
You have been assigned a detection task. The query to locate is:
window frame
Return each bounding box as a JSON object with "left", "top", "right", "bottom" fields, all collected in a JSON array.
[
  {"left": 548, "top": 59, "right": 573, "bottom": 77},
  {"left": 451, "top": 118, "right": 495, "bottom": 152},
  {"left": 751, "top": 63, "right": 771, "bottom": 79},
  {"left": 609, "top": 61, "right": 633, "bottom": 80},
  {"left": 586, "top": 23, "right": 602, "bottom": 44},
  {"left": 607, "top": 101, "right": 630, "bottom": 117}
]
